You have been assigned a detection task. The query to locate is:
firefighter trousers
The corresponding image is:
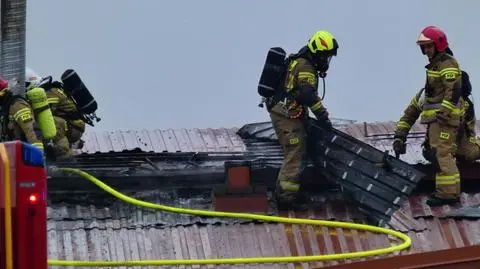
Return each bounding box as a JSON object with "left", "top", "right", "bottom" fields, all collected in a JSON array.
[
  {"left": 52, "top": 116, "right": 73, "bottom": 160},
  {"left": 427, "top": 121, "right": 461, "bottom": 199},
  {"left": 67, "top": 119, "right": 85, "bottom": 144},
  {"left": 269, "top": 103, "right": 307, "bottom": 201}
]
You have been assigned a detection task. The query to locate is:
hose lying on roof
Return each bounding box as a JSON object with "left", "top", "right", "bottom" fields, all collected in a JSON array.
[{"left": 48, "top": 167, "right": 412, "bottom": 267}]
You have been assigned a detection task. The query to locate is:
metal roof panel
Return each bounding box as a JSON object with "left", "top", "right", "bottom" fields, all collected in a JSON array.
[{"left": 78, "top": 127, "right": 247, "bottom": 154}]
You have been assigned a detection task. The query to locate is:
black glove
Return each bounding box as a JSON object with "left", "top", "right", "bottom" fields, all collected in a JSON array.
[
  {"left": 421, "top": 138, "right": 430, "bottom": 161},
  {"left": 319, "top": 118, "right": 333, "bottom": 129},
  {"left": 392, "top": 135, "right": 406, "bottom": 156},
  {"left": 44, "top": 140, "right": 56, "bottom": 161},
  {"left": 314, "top": 110, "right": 332, "bottom": 129},
  {"left": 78, "top": 139, "right": 85, "bottom": 149}
]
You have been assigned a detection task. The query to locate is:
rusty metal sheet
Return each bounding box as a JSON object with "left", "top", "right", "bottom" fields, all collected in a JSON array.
[
  {"left": 317, "top": 245, "right": 480, "bottom": 269},
  {"left": 47, "top": 219, "right": 480, "bottom": 269}
]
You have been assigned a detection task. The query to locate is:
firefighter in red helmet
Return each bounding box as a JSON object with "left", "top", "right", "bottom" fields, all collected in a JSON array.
[
  {"left": 393, "top": 25, "right": 465, "bottom": 206},
  {"left": 0, "top": 76, "right": 45, "bottom": 152}
]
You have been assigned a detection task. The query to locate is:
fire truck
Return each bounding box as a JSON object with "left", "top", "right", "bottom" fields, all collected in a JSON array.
[{"left": 0, "top": 141, "right": 47, "bottom": 269}]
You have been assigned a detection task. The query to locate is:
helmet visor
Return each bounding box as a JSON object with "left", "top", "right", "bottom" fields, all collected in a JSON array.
[{"left": 314, "top": 53, "right": 334, "bottom": 73}]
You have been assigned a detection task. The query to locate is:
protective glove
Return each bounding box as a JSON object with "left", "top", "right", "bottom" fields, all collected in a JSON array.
[
  {"left": 78, "top": 139, "right": 85, "bottom": 149},
  {"left": 313, "top": 110, "right": 332, "bottom": 129},
  {"left": 319, "top": 118, "right": 333, "bottom": 129},
  {"left": 44, "top": 140, "right": 56, "bottom": 161},
  {"left": 392, "top": 135, "right": 406, "bottom": 156},
  {"left": 421, "top": 138, "right": 431, "bottom": 161}
]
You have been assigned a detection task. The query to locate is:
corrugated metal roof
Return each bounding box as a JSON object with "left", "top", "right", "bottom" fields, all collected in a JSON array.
[
  {"left": 79, "top": 127, "right": 247, "bottom": 154},
  {"left": 47, "top": 193, "right": 480, "bottom": 269},
  {"left": 48, "top": 221, "right": 395, "bottom": 269}
]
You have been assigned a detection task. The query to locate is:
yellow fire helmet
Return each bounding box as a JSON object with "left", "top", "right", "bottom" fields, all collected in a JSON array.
[{"left": 307, "top": 30, "right": 339, "bottom": 56}]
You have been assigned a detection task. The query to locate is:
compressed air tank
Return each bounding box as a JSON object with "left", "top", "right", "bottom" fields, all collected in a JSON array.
[
  {"left": 60, "top": 69, "right": 97, "bottom": 114},
  {"left": 26, "top": 87, "right": 57, "bottom": 140},
  {"left": 257, "top": 47, "right": 287, "bottom": 98}
]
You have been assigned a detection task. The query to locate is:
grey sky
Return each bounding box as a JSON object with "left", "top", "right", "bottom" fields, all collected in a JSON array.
[{"left": 26, "top": 0, "right": 480, "bottom": 132}]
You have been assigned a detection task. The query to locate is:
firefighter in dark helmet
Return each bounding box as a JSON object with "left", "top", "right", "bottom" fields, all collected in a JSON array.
[
  {"left": 26, "top": 67, "right": 86, "bottom": 150},
  {"left": 393, "top": 26, "right": 465, "bottom": 207},
  {"left": 25, "top": 68, "right": 73, "bottom": 161},
  {"left": 268, "top": 30, "right": 338, "bottom": 209},
  {"left": 46, "top": 82, "right": 86, "bottom": 150}
]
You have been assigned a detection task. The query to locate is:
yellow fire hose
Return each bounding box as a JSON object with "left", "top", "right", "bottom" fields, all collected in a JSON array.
[
  {"left": 0, "top": 144, "right": 14, "bottom": 269},
  {"left": 47, "top": 167, "right": 412, "bottom": 267}
]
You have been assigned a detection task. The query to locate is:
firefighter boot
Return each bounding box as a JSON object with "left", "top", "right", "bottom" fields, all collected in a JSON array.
[
  {"left": 426, "top": 194, "right": 459, "bottom": 207},
  {"left": 275, "top": 181, "right": 309, "bottom": 211}
]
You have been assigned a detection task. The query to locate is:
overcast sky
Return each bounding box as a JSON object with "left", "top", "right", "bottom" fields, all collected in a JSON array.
[{"left": 25, "top": 0, "right": 480, "bottom": 132}]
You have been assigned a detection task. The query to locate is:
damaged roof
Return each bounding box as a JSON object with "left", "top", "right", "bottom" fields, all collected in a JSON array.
[
  {"left": 47, "top": 119, "right": 480, "bottom": 269},
  {"left": 76, "top": 119, "right": 480, "bottom": 166},
  {"left": 76, "top": 118, "right": 355, "bottom": 154},
  {"left": 61, "top": 119, "right": 428, "bottom": 226}
]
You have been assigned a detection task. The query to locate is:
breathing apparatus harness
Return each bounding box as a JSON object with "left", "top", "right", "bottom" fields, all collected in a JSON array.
[
  {"left": 39, "top": 77, "right": 84, "bottom": 122},
  {"left": 263, "top": 46, "right": 329, "bottom": 112},
  {"left": 0, "top": 91, "right": 52, "bottom": 156}
]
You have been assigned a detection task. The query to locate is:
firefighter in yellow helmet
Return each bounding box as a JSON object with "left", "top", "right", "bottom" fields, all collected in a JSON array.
[
  {"left": 0, "top": 76, "right": 45, "bottom": 152},
  {"left": 393, "top": 26, "right": 466, "bottom": 206},
  {"left": 267, "top": 30, "right": 338, "bottom": 209}
]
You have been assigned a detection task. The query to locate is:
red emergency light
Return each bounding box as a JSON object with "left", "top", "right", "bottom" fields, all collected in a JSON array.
[{"left": 0, "top": 141, "right": 48, "bottom": 269}]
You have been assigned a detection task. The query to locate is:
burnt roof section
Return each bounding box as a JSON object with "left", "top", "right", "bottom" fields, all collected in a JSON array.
[
  {"left": 73, "top": 119, "right": 480, "bottom": 166},
  {"left": 50, "top": 121, "right": 352, "bottom": 191},
  {"left": 47, "top": 189, "right": 480, "bottom": 231}
]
